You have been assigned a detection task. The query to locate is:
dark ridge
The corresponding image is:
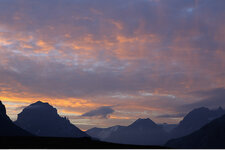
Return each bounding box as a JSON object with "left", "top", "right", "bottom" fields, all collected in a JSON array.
[
  {"left": 129, "top": 118, "right": 159, "bottom": 129},
  {"left": 170, "top": 106, "right": 225, "bottom": 138},
  {"left": 165, "top": 114, "right": 225, "bottom": 149},
  {"left": 0, "top": 136, "right": 167, "bottom": 149},
  {"left": 0, "top": 101, "right": 33, "bottom": 136}
]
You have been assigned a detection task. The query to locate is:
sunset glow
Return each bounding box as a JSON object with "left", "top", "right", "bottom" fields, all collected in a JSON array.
[{"left": 0, "top": 0, "right": 225, "bottom": 130}]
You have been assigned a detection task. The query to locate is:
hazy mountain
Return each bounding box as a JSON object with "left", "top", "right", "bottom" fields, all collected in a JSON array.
[
  {"left": 158, "top": 123, "right": 177, "bottom": 133},
  {"left": 104, "top": 118, "right": 169, "bottom": 145},
  {"left": 165, "top": 114, "right": 225, "bottom": 148},
  {"left": 87, "top": 122, "right": 176, "bottom": 142},
  {"left": 0, "top": 101, "right": 33, "bottom": 136},
  {"left": 171, "top": 107, "right": 225, "bottom": 138},
  {"left": 86, "top": 125, "right": 125, "bottom": 140},
  {"left": 15, "top": 101, "right": 88, "bottom": 138}
]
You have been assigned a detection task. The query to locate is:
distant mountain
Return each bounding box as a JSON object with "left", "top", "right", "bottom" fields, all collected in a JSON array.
[
  {"left": 104, "top": 118, "right": 169, "bottom": 145},
  {"left": 165, "top": 114, "right": 225, "bottom": 148},
  {"left": 171, "top": 107, "right": 225, "bottom": 138},
  {"left": 15, "top": 101, "right": 88, "bottom": 138},
  {"left": 86, "top": 122, "right": 176, "bottom": 142},
  {"left": 86, "top": 125, "right": 125, "bottom": 140},
  {"left": 0, "top": 101, "right": 32, "bottom": 136}
]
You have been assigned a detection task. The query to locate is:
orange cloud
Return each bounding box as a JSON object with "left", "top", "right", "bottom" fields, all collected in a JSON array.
[{"left": 0, "top": 0, "right": 225, "bottom": 129}]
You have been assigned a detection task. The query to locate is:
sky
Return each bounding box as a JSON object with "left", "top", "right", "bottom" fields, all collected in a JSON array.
[{"left": 0, "top": 0, "right": 225, "bottom": 130}]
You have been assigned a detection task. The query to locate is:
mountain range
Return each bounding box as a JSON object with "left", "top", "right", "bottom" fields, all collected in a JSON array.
[
  {"left": 106, "top": 118, "right": 169, "bottom": 145},
  {"left": 1, "top": 100, "right": 225, "bottom": 148},
  {"left": 88, "top": 118, "right": 169, "bottom": 145},
  {"left": 0, "top": 101, "right": 164, "bottom": 148},
  {"left": 86, "top": 106, "right": 225, "bottom": 146}
]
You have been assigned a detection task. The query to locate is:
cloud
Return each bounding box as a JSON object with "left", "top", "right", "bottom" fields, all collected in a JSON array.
[
  {"left": 183, "top": 88, "right": 225, "bottom": 110},
  {"left": 81, "top": 106, "right": 115, "bottom": 119},
  {"left": 0, "top": 0, "right": 225, "bottom": 128},
  {"left": 156, "top": 113, "right": 186, "bottom": 119},
  {"left": 0, "top": 0, "right": 224, "bottom": 99},
  {"left": 191, "top": 88, "right": 225, "bottom": 98}
]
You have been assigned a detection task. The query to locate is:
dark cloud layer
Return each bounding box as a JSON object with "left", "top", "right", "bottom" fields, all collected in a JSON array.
[
  {"left": 184, "top": 88, "right": 225, "bottom": 110},
  {"left": 81, "top": 106, "right": 114, "bottom": 119},
  {"left": 157, "top": 113, "right": 186, "bottom": 119}
]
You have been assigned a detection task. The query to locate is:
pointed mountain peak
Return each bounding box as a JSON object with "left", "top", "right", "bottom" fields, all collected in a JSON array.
[
  {"left": 25, "top": 101, "right": 56, "bottom": 111},
  {"left": 33, "top": 100, "right": 47, "bottom": 105},
  {"left": 192, "top": 107, "right": 209, "bottom": 112},
  {"left": 30, "top": 101, "right": 51, "bottom": 106},
  {"left": 184, "top": 107, "right": 210, "bottom": 118},
  {"left": 130, "top": 118, "right": 158, "bottom": 128},
  {"left": 212, "top": 106, "right": 225, "bottom": 114},
  {"left": 136, "top": 118, "right": 154, "bottom": 122},
  {"left": 217, "top": 106, "right": 223, "bottom": 111},
  {"left": 182, "top": 107, "right": 210, "bottom": 120}
]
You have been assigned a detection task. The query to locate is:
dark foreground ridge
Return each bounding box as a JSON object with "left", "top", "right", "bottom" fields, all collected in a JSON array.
[
  {"left": 0, "top": 136, "right": 167, "bottom": 149},
  {"left": 0, "top": 101, "right": 33, "bottom": 136},
  {"left": 165, "top": 114, "right": 225, "bottom": 149}
]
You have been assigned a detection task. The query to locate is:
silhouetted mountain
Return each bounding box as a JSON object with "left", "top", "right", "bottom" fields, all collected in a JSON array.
[
  {"left": 104, "top": 118, "right": 169, "bottom": 145},
  {"left": 86, "top": 125, "right": 125, "bottom": 140},
  {"left": 171, "top": 107, "right": 225, "bottom": 138},
  {"left": 15, "top": 101, "right": 88, "bottom": 138},
  {"left": 165, "top": 114, "right": 225, "bottom": 148},
  {"left": 0, "top": 101, "right": 32, "bottom": 136}
]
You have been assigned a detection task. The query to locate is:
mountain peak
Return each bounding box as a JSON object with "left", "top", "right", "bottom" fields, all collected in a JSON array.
[
  {"left": 183, "top": 107, "right": 210, "bottom": 120},
  {"left": 0, "top": 101, "right": 6, "bottom": 115},
  {"left": 172, "top": 106, "right": 225, "bottom": 139},
  {"left": 192, "top": 107, "right": 209, "bottom": 112},
  {"left": 23, "top": 101, "right": 57, "bottom": 115},
  {"left": 135, "top": 118, "right": 154, "bottom": 123},
  {"left": 103, "top": 118, "right": 168, "bottom": 145},
  {"left": 0, "top": 101, "right": 11, "bottom": 122},
  {"left": 166, "top": 114, "right": 225, "bottom": 148},
  {"left": 15, "top": 101, "right": 88, "bottom": 138},
  {"left": 216, "top": 106, "right": 223, "bottom": 111},
  {"left": 129, "top": 118, "right": 158, "bottom": 128},
  {"left": 29, "top": 101, "right": 52, "bottom": 107},
  {"left": 33, "top": 101, "right": 48, "bottom": 105}
]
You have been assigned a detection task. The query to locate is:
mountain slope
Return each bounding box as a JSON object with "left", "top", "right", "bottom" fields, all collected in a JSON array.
[
  {"left": 15, "top": 101, "right": 88, "bottom": 138},
  {"left": 158, "top": 123, "right": 177, "bottom": 133},
  {"left": 86, "top": 125, "right": 125, "bottom": 140},
  {"left": 165, "top": 114, "right": 225, "bottom": 149},
  {"left": 0, "top": 101, "right": 33, "bottom": 136},
  {"left": 105, "top": 118, "right": 169, "bottom": 145},
  {"left": 171, "top": 107, "right": 225, "bottom": 138}
]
